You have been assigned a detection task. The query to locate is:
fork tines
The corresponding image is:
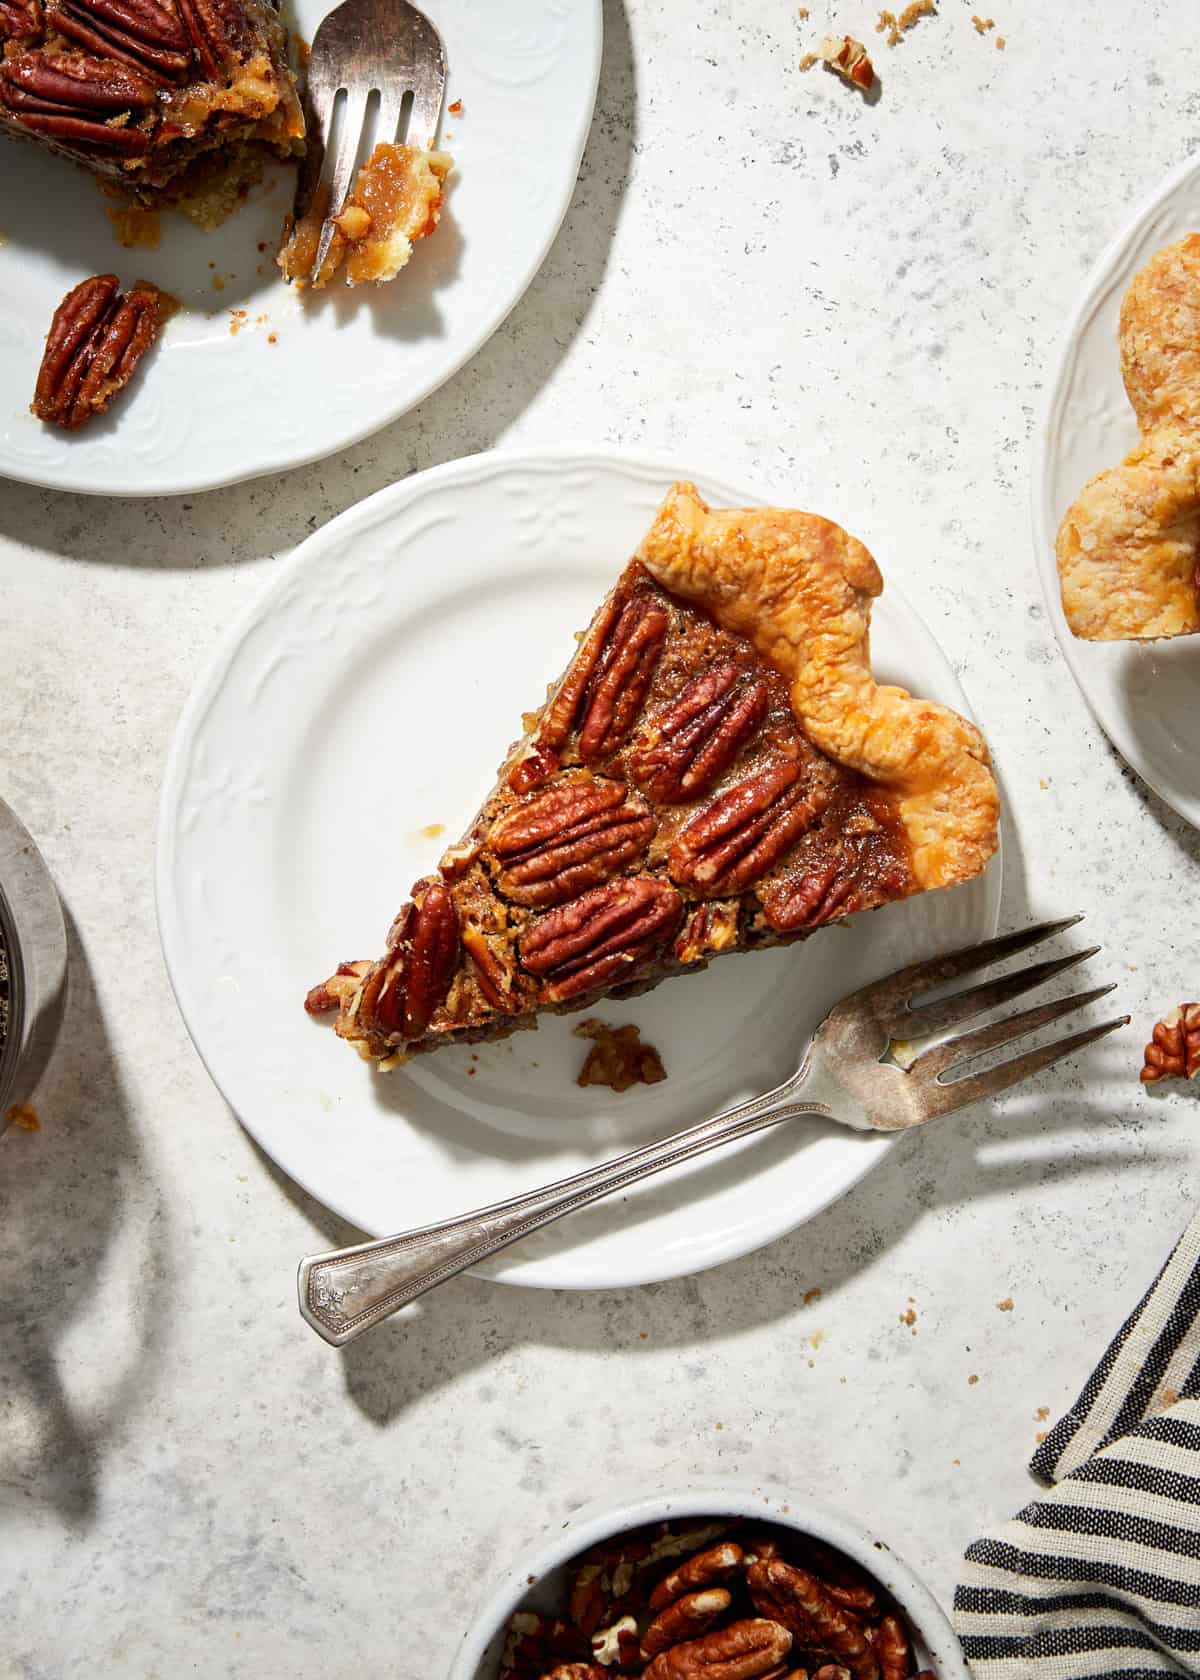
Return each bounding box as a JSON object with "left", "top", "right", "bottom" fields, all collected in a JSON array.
[{"left": 872, "top": 916, "right": 1127, "bottom": 1115}]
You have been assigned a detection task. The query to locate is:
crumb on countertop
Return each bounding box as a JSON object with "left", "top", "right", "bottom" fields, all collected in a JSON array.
[
  {"left": 876, "top": 0, "right": 935, "bottom": 46},
  {"left": 968, "top": 1373, "right": 980, "bottom": 1386},
  {"left": 1036, "top": 1406, "right": 1050, "bottom": 1421},
  {"left": 6, "top": 1102, "right": 39, "bottom": 1131},
  {"left": 821, "top": 34, "right": 875, "bottom": 87},
  {"left": 899, "top": 1306, "right": 917, "bottom": 1326},
  {"left": 996, "top": 34, "right": 1005, "bottom": 47},
  {"left": 972, "top": 14, "right": 994, "bottom": 33},
  {"left": 802, "top": 1287, "right": 822, "bottom": 1306},
  {"left": 799, "top": 51, "right": 819, "bottom": 70},
  {"left": 448, "top": 98, "right": 463, "bottom": 115},
  {"left": 997, "top": 1297, "right": 1014, "bottom": 1312}
]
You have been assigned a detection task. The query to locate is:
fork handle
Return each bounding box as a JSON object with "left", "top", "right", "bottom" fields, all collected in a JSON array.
[{"left": 298, "top": 1084, "right": 830, "bottom": 1345}]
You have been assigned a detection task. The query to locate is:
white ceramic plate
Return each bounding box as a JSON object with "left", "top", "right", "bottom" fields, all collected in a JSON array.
[
  {"left": 0, "top": 0, "right": 601, "bottom": 497},
  {"left": 157, "top": 448, "right": 1001, "bottom": 1290},
  {"left": 1035, "top": 154, "right": 1200, "bottom": 829}
]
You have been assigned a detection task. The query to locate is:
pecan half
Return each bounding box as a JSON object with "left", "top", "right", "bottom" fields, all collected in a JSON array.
[
  {"left": 176, "top": 0, "right": 244, "bottom": 79},
  {"left": 642, "top": 1590, "right": 733, "bottom": 1660},
  {"left": 461, "top": 924, "right": 520, "bottom": 1011},
  {"left": 669, "top": 763, "right": 825, "bottom": 896},
  {"left": 578, "top": 596, "right": 669, "bottom": 762},
  {"left": 539, "top": 593, "right": 626, "bottom": 752},
  {"left": 592, "top": 1615, "right": 641, "bottom": 1670},
  {"left": 629, "top": 664, "right": 768, "bottom": 803},
  {"left": 649, "top": 1543, "right": 745, "bottom": 1612},
  {"left": 870, "top": 1616, "right": 908, "bottom": 1680},
  {"left": 0, "top": 49, "right": 155, "bottom": 150},
  {"left": 520, "top": 877, "right": 681, "bottom": 1003},
  {"left": 508, "top": 741, "right": 562, "bottom": 795},
  {"left": 499, "top": 1611, "right": 590, "bottom": 1680},
  {"left": 643, "top": 1619, "right": 792, "bottom": 1680},
  {"left": 32, "top": 274, "right": 162, "bottom": 431},
  {"left": 489, "top": 777, "right": 655, "bottom": 907},
  {"left": 1141, "top": 1002, "right": 1200, "bottom": 1082},
  {"left": 747, "top": 1562, "right": 878, "bottom": 1680},
  {"left": 51, "top": 0, "right": 192, "bottom": 82},
  {"left": 570, "top": 1524, "right": 729, "bottom": 1638},
  {"left": 357, "top": 877, "right": 458, "bottom": 1041},
  {"left": 0, "top": 0, "right": 41, "bottom": 39}
]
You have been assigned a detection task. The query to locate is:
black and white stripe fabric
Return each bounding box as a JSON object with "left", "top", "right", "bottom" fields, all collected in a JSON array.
[{"left": 954, "top": 1211, "right": 1200, "bottom": 1677}]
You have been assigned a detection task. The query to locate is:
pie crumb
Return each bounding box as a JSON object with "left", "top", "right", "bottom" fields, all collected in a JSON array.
[
  {"left": 1035, "top": 1406, "right": 1050, "bottom": 1421},
  {"left": 6, "top": 1103, "right": 39, "bottom": 1131},
  {"left": 996, "top": 34, "right": 1005, "bottom": 47},
  {"left": 877, "top": 1, "right": 935, "bottom": 45},
  {"left": 899, "top": 1306, "right": 917, "bottom": 1326},
  {"left": 996, "top": 1297, "right": 1014, "bottom": 1311},
  {"left": 799, "top": 50, "right": 819, "bottom": 69},
  {"left": 448, "top": 98, "right": 463, "bottom": 115},
  {"left": 821, "top": 34, "right": 875, "bottom": 87},
  {"left": 575, "top": 1019, "right": 667, "bottom": 1093},
  {"left": 972, "top": 14, "right": 994, "bottom": 33},
  {"left": 802, "top": 1287, "right": 823, "bottom": 1306},
  {"left": 968, "top": 1373, "right": 980, "bottom": 1385}
]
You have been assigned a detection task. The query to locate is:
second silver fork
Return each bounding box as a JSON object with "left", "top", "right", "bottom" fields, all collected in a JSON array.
[
  {"left": 298, "top": 915, "right": 1126, "bottom": 1346},
  {"left": 294, "top": 0, "right": 446, "bottom": 282}
]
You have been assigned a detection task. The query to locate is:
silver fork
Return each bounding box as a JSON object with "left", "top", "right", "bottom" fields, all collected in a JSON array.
[
  {"left": 293, "top": 0, "right": 446, "bottom": 283},
  {"left": 298, "top": 916, "right": 1125, "bottom": 1346}
]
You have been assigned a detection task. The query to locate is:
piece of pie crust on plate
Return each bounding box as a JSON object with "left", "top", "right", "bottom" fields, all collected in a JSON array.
[
  {"left": 1057, "top": 233, "right": 1200, "bottom": 642},
  {"left": 307, "top": 483, "right": 1000, "bottom": 1068}
]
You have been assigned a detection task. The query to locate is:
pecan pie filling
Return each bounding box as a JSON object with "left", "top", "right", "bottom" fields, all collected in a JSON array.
[
  {"left": 309, "top": 486, "right": 998, "bottom": 1067},
  {"left": 0, "top": 0, "right": 304, "bottom": 221}
]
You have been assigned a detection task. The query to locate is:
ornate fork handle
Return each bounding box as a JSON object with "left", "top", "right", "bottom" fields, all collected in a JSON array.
[{"left": 298, "top": 1081, "right": 831, "bottom": 1346}]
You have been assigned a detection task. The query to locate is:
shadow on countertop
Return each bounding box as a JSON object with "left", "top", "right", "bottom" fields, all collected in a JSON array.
[
  {"left": 0, "top": 0, "right": 639, "bottom": 567},
  {"left": 0, "top": 908, "right": 170, "bottom": 1527}
]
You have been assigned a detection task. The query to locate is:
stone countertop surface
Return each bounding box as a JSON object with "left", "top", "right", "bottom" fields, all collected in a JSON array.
[{"left": 3, "top": 1, "right": 1199, "bottom": 1674}]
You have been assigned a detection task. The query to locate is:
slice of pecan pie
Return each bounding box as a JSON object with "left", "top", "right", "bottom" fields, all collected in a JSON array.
[
  {"left": 0, "top": 0, "right": 303, "bottom": 222},
  {"left": 308, "top": 484, "right": 1000, "bottom": 1067}
]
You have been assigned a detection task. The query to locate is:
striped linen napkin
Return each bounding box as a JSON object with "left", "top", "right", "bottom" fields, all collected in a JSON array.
[{"left": 954, "top": 1211, "right": 1200, "bottom": 1677}]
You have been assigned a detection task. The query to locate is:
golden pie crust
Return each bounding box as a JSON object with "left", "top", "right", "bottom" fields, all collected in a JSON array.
[
  {"left": 636, "top": 485, "right": 999, "bottom": 891},
  {"left": 278, "top": 142, "right": 451, "bottom": 289},
  {"left": 1056, "top": 233, "right": 1200, "bottom": 641}
]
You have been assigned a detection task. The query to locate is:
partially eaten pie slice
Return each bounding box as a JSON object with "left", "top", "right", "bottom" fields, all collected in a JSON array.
[
  {"left": 0, "top": 0, "right": 304, "bottom": 225},
  {"left": 308, "top": 484, "right": 999, "bottom": 1067}
]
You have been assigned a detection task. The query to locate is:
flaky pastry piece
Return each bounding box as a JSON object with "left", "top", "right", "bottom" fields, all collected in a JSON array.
[
  {"left": 1057, "top": 234, "right": 1200, "bottom": 640},
  {"left": 278, "top": 142, "right": 451, "bottom": 289},
  {"left": 636, "top": 485, "right": 999, "bottom": 891}
]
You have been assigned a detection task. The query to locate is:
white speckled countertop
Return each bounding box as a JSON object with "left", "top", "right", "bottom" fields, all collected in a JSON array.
[{"left": 3, "top": 2, "right": 1200, "bottom": 1674}]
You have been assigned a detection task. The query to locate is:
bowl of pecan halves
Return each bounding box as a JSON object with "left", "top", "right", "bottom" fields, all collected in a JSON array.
[{"left": 448, "top": 1487, "right": 967, "bottom": 1680}]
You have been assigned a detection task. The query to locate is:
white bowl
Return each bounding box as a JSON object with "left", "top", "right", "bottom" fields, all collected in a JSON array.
[{"left": 446, "top": 1484, "right": 968, "bottom": 1680}]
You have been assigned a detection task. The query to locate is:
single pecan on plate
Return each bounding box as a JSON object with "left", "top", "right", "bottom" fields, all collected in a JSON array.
[
  {"left": 629, "top": 664, "right": 769, "bottom": 804},
  {"left": 50, "top": 0, "right": 192, "bottom": 81},
  {"left": 0, "top": 48, "right": 156, "bottom": 150},
  {"left": 669, "top": 762, "right": 826, "bottom": 897},
  {"left": 520, "top": 877, "right": 681, "bottom": 1003},
  {"left": 489, "top": 777, "right": 656, "bottom": 908},
  {"left": 32, "top": 273, "right": 163, "bottom": 431},
  {"left": 641, "top": 1591, "right": 733, "bottom": 1661},
  {"left": 0, "top": 0, "right": 41, "bottom": 40},
  {"left": 356, "top": 877, "right": 459, "bottom": 1040},
  {"left": 1141, "top": 1002, "right": 1200, "bottom": 1083},
  {"left": 643, "top": 1618, "right": 792, "bottom": 1680},
  {"left": 747, "top": 1561, "right": 878, "bottom": 1680},
  {"left": 577, "top": 596, "right": 670, "bottom": 763}
]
